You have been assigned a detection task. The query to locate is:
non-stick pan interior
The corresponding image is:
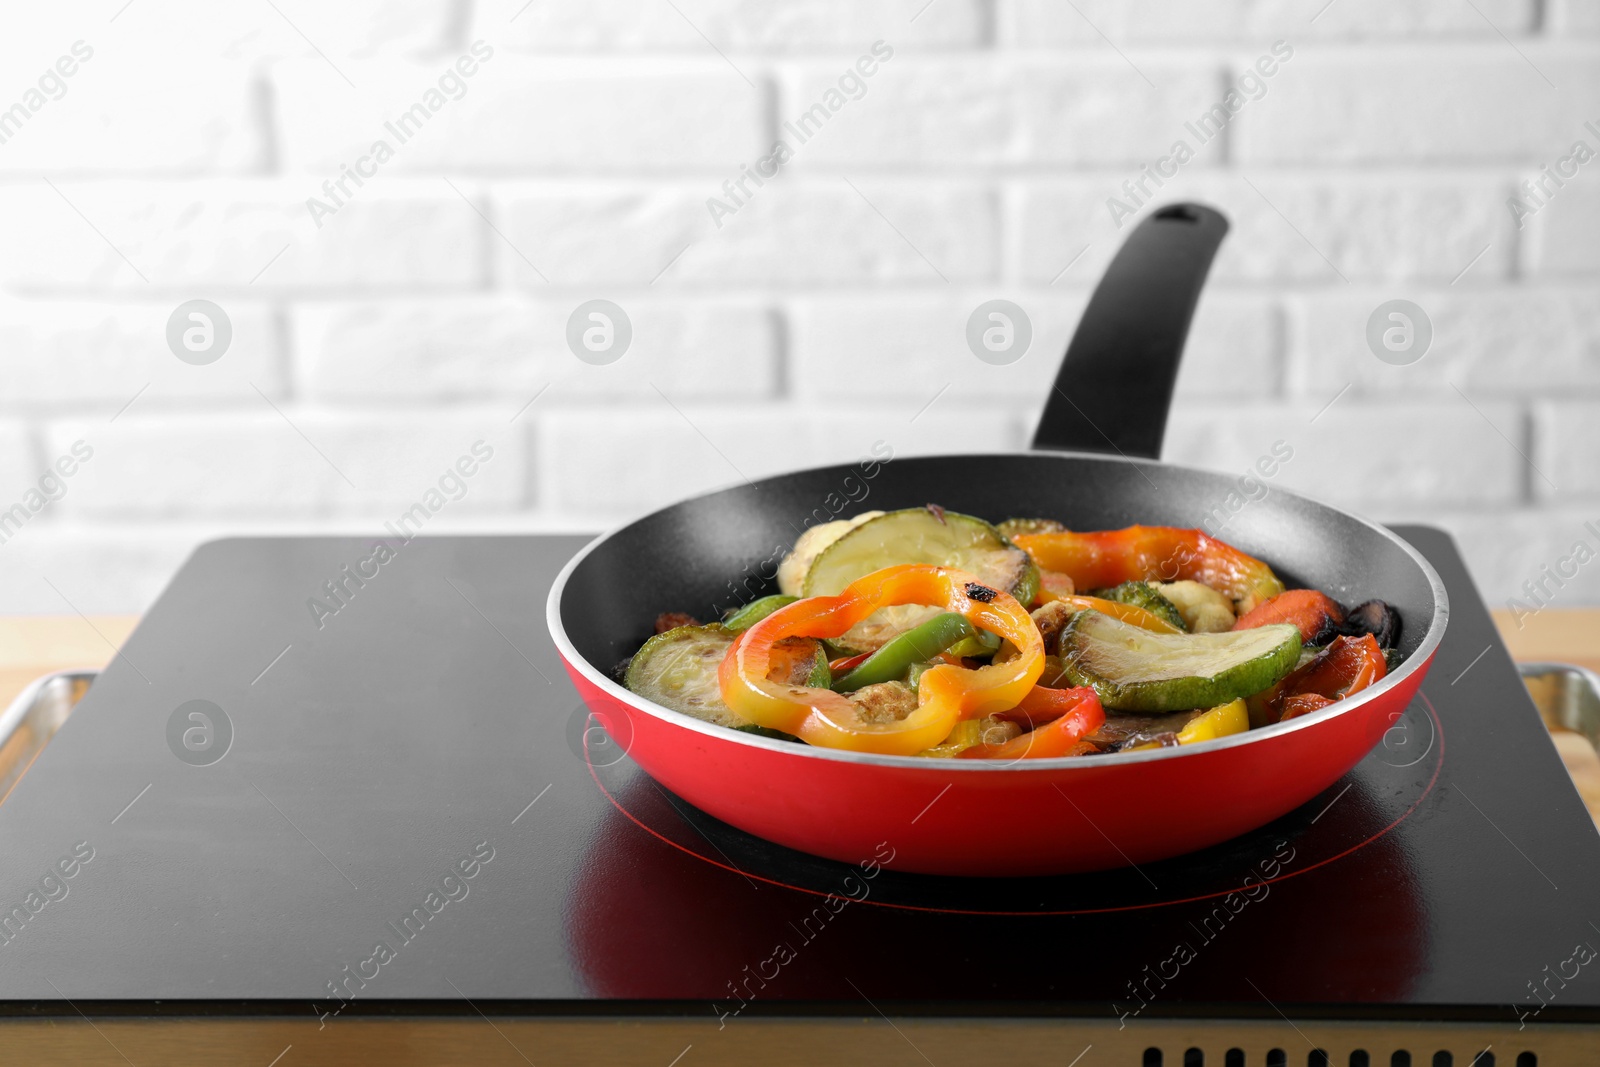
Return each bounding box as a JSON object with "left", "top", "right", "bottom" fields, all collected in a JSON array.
[{"left": 559, "top": 453, "right": 1442, "bottom": 677}]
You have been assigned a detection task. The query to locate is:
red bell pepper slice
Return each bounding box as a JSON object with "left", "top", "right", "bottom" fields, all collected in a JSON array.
[
  {"left": 960, "top": 686, "right": 1105, "bottom": 760},
  {"left": 1012, "top": 525, "right": 1284, "bottom": 614},
  {"left": 1272, "top": 634, "right": 1387, "bottom": 722}
]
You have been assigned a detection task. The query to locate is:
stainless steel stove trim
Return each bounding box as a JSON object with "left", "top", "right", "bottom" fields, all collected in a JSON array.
[
  {"left": 1519, "top": 662, "right": 1600, "bottom": 751},
  {"left": 0, "top": 668, "right": 97, "bottom": 806}
]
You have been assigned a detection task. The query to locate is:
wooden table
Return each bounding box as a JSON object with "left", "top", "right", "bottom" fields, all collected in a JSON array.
[{"left": 4, "top": 612, "right": 1598, "bottom": 825}]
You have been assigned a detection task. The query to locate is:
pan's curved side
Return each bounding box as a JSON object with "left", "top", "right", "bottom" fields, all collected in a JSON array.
[{"left": 558, "top": 647, "right": 1433, "bottom": 877}]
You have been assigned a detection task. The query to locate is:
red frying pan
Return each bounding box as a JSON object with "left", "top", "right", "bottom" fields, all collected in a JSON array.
[{"left": 547, "top": 204, "right": 1449, "bottom": 877}]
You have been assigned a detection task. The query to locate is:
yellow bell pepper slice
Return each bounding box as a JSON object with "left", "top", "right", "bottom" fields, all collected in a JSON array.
[
  {"left": 1124, "top": 698, "right": 1250, "bottom": 752},
  {"left": 718, "top": 564, "right": 1044, "bottom": 755},
  {"left": 1176, "top": 698, "right": 1249, "bottom": 744}
]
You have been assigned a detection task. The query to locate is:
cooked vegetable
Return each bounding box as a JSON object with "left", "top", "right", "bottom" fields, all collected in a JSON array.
[
  {"left": 1056, "top": 609, "right": 1301, "bottom": 712},
  {"left": 919, "top": 715, "right": 1021, "bottom": 758},
  {"left": 905, "top": 660, "right": 934, "bottom": 692},
  {"left": 1031, "top": 594, "right": 1183, "bottom": 637},
  {"left": 1233, "top": 589, "right": 1344, "bottom": 644},
  {"left": 632, "top": 509, "right": 1405, "bottom": 763},
  {"left": 625, "top": 625, "right": 828, "bottom": 730},
  {"left": 1086, "top": 710, "right": 1200, "bottom": 749},
  {"left": 1176, "top": 699, "right": 1249, "bottom": 744},
  {"left": 719, "top": 564, "right": 1044, "bottom": 755},
  {"left": 1036, "top": 569, "right": 1076, "bottom": 599},
  {"left": 654, "top": 611, "right": 699, "bottom": 634},
  {"left": 1340, "top": 599, "right": 1400, "bottom": 649},
  {"left": 1088, "top": 581, "right": 1188, "bottom": 632},
  {"left": 723, "top": 595, "right": 798, "bottom": 631},
  {"left": 947, "top": 629, "right": 1003, "bottom": 658},
  {"left": 776, "top": 511, "right": 885, "bottom": 596},
  {"left": 997, "top": 517, "right": 1066, "bottom": 540},
  {"left": 832, "top": 611, "right": 982, "bottom": 693},
  {"left": 1151, "top": 580, "right": 1236, "bottom": 633},
  {"left": 803, "top": 507, "right": 1040, "bottom": 652},
  {"left": 1266, "top": 634, "right": 1387, "bottom": 722},
  {"left": 1120, "top": 699, "right": 1249, "bottom": 751},
  {"left": 1013, "top": 526, "right": 1284, "bottom": 615},
  {"left": 959, "top": 686, "right": 1105, "bottom": 759},
  {"left": 844, "top": 681, "right": 920, "bottom": 722}
]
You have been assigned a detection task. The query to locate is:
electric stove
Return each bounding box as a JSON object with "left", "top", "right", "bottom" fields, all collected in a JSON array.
[{"left": 1, "top": 528, "right": 1596, "bottom": 1066}]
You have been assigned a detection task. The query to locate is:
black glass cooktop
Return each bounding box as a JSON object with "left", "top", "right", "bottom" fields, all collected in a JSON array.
[{"left": 1, "top": 529, "right": 1596, "bottom": 1027}]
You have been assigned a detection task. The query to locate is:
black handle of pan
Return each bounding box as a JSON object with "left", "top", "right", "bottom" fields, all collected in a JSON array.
[{"left": 1030, "top": 203, "right": 1230, "bottom": 461}]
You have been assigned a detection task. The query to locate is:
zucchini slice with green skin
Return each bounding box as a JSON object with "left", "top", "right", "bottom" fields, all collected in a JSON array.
[
  {"left": 1057, "top": 610, "right": 1301, "bottom": 712},
  {"left": 996, "top": 517, "right": 1065, "bottom": 540},
  {"left": 1088, "top": 581, "right": 1189, "bottom": 632},
  {"left": 623, "top": 625, "right": 828, "bottom": 730},
  {"left": 803, "top": 507, "right": 1040, "bottom": 653}
]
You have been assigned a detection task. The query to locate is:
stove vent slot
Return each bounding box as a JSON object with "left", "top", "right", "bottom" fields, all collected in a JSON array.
[{"left": 1138, "top": 1047, "right": 1535, "bottom": 1067}]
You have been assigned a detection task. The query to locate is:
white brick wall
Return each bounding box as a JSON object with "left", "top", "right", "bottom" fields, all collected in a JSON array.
[{"left": 0, "top": 0, "right": 1597, "bottom": 618}]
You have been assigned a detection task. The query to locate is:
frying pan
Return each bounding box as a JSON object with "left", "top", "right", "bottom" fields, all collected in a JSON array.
[{"left": 547, "top": 203, "right": 1449, "bottom": 877}]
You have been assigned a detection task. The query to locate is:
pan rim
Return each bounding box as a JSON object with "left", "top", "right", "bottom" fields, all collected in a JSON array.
[{"left": 545, "top": 449, "right": 1451, "bottom": 772}]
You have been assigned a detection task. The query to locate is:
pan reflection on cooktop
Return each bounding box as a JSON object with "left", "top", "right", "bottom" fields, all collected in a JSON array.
[{"left": 564, "top": 694, "right": 1441, "bottom": 1006}]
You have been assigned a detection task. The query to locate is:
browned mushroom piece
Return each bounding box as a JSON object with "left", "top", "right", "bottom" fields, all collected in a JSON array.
[
  {"left": 845, "top": 682, "right": 920, "bottom": 724},
  {"left": 1339, "top": 599, "right": 1400, "bottom": 649},
  {"left": 653, "top": 611, "right": 700, "bottom": 634}
]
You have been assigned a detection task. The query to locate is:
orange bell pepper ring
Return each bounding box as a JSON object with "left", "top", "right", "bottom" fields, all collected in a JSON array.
[
  {"left": 718, "top": 564, "right": 1044, "bottom": 755},
  {"left": 1013, "top": 525, "right": 1284, "bottom": 614}
]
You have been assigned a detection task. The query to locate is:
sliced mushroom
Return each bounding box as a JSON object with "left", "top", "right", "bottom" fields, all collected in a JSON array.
[{"left": 1339, "top": 599, "right": 1400, "bottom": 649}]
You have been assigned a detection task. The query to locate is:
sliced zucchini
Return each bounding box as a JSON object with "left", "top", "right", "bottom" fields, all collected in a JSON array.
[
  {"left": 1057, "top": 610, "right": 1301, "bottom": 712},
  {"left": 623, "top": 625, "right": 827, "bottom": 730},
  {"left": 803, "top": 507, "right": 1040, "bottom": 652},
  {"left": 1088, "top": 581, "right": 1188, "bottom": 632},
  {"left": 996, "top": 517, "right": 1065, "bottom": 540},
  {"left": 1293, "top": 645, "right": 1324, "bottom": 670},
  {"left": 776, "top": 512, "right": 884, "bottom": 596}
]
